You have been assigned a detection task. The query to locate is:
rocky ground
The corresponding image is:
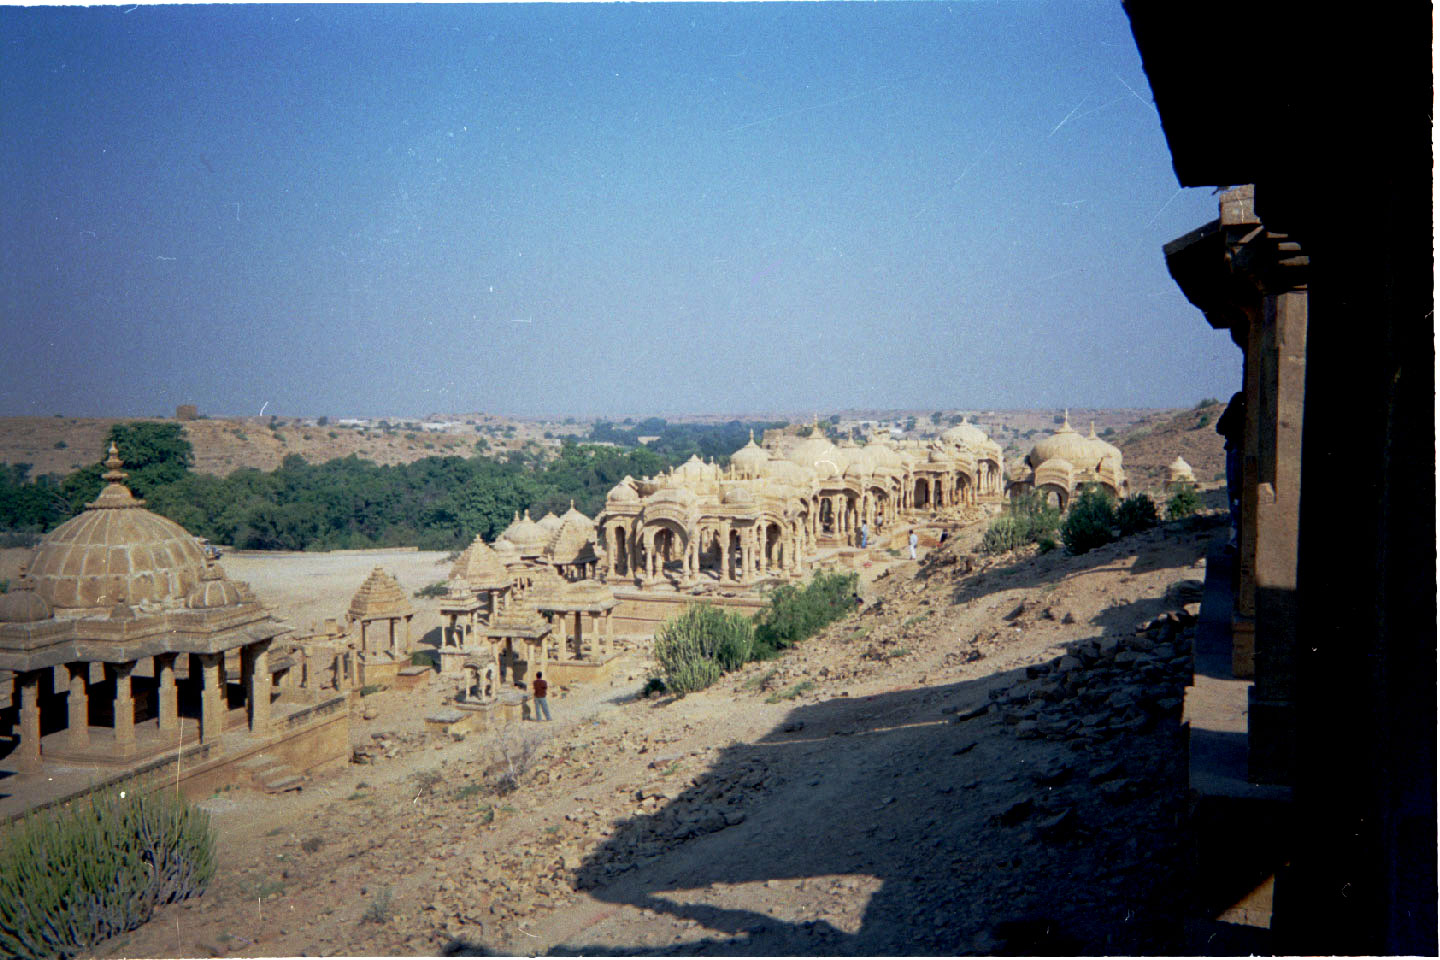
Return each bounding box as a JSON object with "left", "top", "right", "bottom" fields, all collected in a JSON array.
[{"left": 101, "top": 511, "right": 1224, "bottom": 958}]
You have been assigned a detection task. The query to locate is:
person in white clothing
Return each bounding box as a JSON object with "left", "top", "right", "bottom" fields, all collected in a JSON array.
[{"left": 908, "top": 530, "right": 918, "bottom": 560}]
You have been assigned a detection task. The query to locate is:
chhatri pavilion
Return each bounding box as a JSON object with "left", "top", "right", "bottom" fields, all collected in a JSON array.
[
  {"left": 596, "top": 420, "right": 1005, "bottom": 589},
  {"left": 0, "top": 446, "right": 347, "bottom": 798},
  {"left": 1004, "top": 413, "right": 1129, "bottom": 509}
]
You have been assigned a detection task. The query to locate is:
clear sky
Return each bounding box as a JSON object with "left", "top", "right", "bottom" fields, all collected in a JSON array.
[{"left": 1, "top": 2, "right": 1239, "bottom": 420}]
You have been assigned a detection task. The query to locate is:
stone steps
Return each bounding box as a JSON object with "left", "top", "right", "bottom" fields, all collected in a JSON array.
[{"left": 237, "top": 752, "right": 305, "bottom": 794}]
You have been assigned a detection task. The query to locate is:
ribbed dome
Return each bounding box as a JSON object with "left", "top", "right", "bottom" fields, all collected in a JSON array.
[
  {"left": 0, "top": 585, "right": 52, "bottom": 623},
  {"left": 27, "top": 445, "right": 208, "bottom": 611},
  {"left": 536, "top": 512, "right": 563, "bottom": 536},
  {"left": 186, "top": 578, "right": 244, "bottom": 609}
]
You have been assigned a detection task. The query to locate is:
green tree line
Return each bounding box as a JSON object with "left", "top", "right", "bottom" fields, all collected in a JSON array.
[{"left": 0, "top": 423, "right": 694, "bottom": 552}]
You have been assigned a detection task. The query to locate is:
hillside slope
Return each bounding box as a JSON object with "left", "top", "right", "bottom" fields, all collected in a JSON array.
[
  {"left": 108, "top": 513, "right": 1236, "bottom": 958},
  {"left": 1117, "top": 400, "right": 1227, "bottom": 492}
]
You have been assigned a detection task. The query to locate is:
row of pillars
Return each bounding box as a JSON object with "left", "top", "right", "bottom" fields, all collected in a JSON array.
[
  {"left": 9, "top": 642, "right": 274, "bottom": 773},
  {"left": 544, "top": 609, "right": 615, "bottom": 661},
  {"left": 440, "top": 587, "right": 519, "bottom": 649}
]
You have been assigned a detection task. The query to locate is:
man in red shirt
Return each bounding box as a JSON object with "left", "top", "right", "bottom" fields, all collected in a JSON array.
[{"left": 532, "top": 672, "right": 551, "bottom": 721}]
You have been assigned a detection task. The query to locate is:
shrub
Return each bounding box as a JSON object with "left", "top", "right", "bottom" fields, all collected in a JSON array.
[
  {"left": 410, "top": 649, "right": 436, "bottom": 668},
  {"left": 752, "top": 571, "right": 858, "bottom": 659},
  {"left": 0, "top": 782, "right": 215, "bottom": 959},
  {"left": 413, "top": 582, "right": 448, "bottom": 599},
  {"left": 652, "top": 602, "right": 754, "bottom": 695},
  {"left": 1166, "top": 485, "right": 1199, "bottom": 520},
  {"left": 982, "top": 492, "right": 1061, "bottom": 555},
  {"left": 361, "top": 887, "right": 393, "bottom": 924},
  {"left": 1061, "top": 487, "right": 1118, "bottom": 555},
  {"left": 1116, "top": 493, "right": 1159, "bottom": 536}
]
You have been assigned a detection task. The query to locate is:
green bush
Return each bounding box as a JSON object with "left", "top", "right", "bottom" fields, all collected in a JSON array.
[
  {"left": 652, "top": 602, "right": 754, "bottom": 695},
  {"left": 1116, "top": 493, "right": 1159, "bottom": 536},
  {"left": 413, "top": 582, "right": 448, "bottom": 599},
  {"left": 1166, "top": 485, "right": 1199, "bottom": 520},
  {"left": 1061, "top": 487, "right": 1118, "bottom": 555},
  {"left": 982, "top": 492, "right": 1061, "bottom": 555},
  {"left": 752, "top": 571, "right": 858, "bottom": 659},
  {"left": 0, "top": 782, "right": 215, "bottom": 959}
]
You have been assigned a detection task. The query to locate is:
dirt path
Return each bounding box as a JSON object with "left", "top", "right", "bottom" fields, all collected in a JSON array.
[{"left": 106, "top": 517, "right": 1220, "bottom": 958}]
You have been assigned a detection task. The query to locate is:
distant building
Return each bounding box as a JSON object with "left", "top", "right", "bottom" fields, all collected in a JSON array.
[{"left": 175, "top": 404, "right": 199, "bottom": 421}]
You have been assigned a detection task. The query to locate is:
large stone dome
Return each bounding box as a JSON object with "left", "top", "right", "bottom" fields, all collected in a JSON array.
[
  {"left": 1026, "top": 414, "right": 1093, "bottom": 469},
  {"left": 941, "top": 418, "right": 990, "bottom": 448},
  {"left": 26, "top": 446, "right": 208, "bottom": 612}
]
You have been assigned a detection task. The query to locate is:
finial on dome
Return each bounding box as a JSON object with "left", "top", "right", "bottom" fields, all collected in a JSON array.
[
  {"left": 1063, "top": 409, "right": 1071, "bottom": 429},
  {"left": 523, "top": 509, "right": 531, "bottom": 521},
  {"left": 102, "top": 442, "right": 128, "bottom": 483},
  {"left": 1089, "top": 421, "right": 1098, "bottom": 438}
]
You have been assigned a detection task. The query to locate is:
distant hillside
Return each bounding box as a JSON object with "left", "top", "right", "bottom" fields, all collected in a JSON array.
[
  {"left": 0, "top": 416, "right": 570, "bottom": 479},
  {"left": 1116, "top": 401, "right": 1227, "bottom": 492}
]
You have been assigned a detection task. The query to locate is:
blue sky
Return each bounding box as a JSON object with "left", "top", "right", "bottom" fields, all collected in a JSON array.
[{"left": 1, "top": 2, "right": 1238, "bottom": 419}]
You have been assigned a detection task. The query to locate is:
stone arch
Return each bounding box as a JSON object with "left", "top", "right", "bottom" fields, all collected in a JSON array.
[
  {"left": 914, "top": 477, "right": 932, "bottom": 510},
  {"left": 1036, "top": 483, "right": 1069, "bottom": 512}
]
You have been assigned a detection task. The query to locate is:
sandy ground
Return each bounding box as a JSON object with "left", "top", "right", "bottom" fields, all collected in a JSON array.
[
  {"left": 219, "top": 548, "right": 456, "bottom": 641},
  {"left": 74, "top": 508, "right": 1235, "bottom": 959}
]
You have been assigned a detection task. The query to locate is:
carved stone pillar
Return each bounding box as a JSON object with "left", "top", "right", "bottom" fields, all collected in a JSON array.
[
  {"left": 66, "top": 663, "right": 90, "bottom": 750},
  {"left": 155, "top": 652, "right": 179, "bottom": 734},
  {"left": 199, "top": 653, "right": 224, "bottom": 743},
  {"left": 249, "top": 641, "right": 273, "bottom": 736},
  {"left": 16, "top": 671, "right": 42, "bottom": 772},
  {"left": 109, "top": 662, "right": 136, "bottom": 755}
]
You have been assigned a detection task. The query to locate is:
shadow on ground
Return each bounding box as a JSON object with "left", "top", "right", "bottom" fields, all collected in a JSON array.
[{"left": 449, "top": 662, "right": 1196, "bottom": 956}]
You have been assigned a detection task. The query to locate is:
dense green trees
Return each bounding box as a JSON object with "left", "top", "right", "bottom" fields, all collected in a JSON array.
[{"left": 0, "top": 428, "right": 689, "bottom": 552}]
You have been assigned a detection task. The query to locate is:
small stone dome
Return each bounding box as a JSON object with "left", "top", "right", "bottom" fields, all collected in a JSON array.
[
  {"left": 941, "top": 417, "right": 989, "bottom": 448},
  {"left": 650, "top": 485, "right": 697, "bottom": 506},
  {"left": 500, "top": 510, "right": 546, "bottom": 556},
  {"left": 536, "top": 512, "right": 563, "bottom": 536},
  {"left": 606, "top": 477, "right": 640, "bottom": 503},
  {"left": 1168, "top": 455, "right": 1195, "bottom": 480},
  {"left": 730, "top": 431, "right": 770, "bottom": 478},
  {"left": 186, "top": 578, "right": 245, "bottom": 609},
  {"left": 26, "top": 445, "right": 208, "bottom": 611},
  {"left": 722, "top": 485, "right": 755, "bottom": 505},
  {"left": 0, "top": 585, "right": 52, "bottom": 623}
]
